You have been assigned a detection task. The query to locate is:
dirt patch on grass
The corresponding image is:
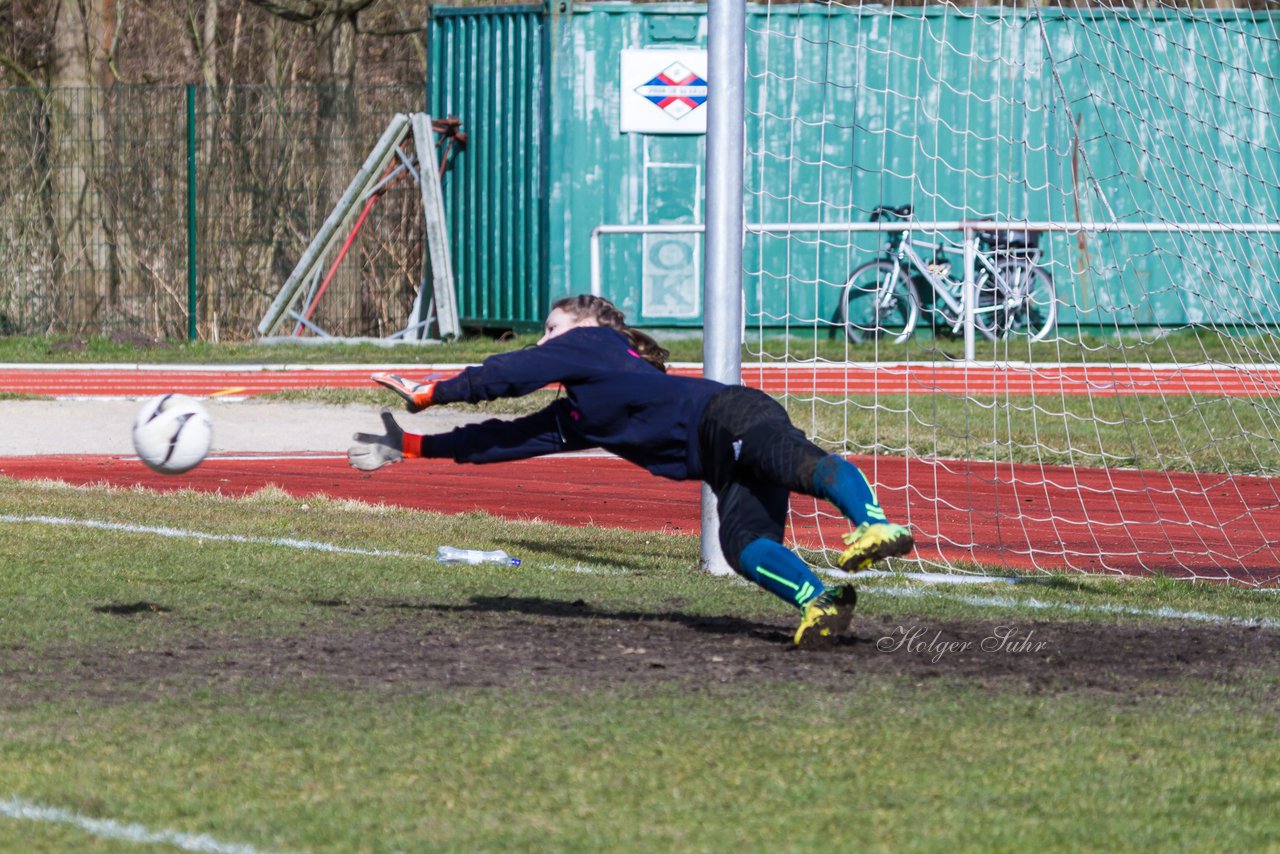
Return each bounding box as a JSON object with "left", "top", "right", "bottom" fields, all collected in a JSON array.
[{"left": 2, "top": 596, "right": 1277, "bottom": 705}]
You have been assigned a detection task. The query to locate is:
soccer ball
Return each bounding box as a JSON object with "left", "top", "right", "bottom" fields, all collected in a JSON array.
[{"left": 131, "top": 394, "right": 214, "bottom": 475}]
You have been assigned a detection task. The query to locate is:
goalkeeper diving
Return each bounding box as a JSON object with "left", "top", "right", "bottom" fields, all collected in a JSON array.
[{"left": 349, "top": 295, "right": 914, "bottom": 647}]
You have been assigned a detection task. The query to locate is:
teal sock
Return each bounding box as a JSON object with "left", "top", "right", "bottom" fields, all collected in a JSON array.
[
  {"left": 813, "top": 455, "right": 887, "bottom": 525},
  {"left": 738, "top": 538, "right": 826, "bottom": 609}
]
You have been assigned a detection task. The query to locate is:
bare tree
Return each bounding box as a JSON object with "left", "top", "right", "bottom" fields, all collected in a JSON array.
[
  {"left": 1, "top": 0, "right": 430, "bottom": 337},
  {"left": 189, "top": 0, "right": 220, "bottom": 91},
  {"left": 243, "top": 1, "right": 379, "bottom": 332},
  {"left": 50, "top": 0, "right": 117, "bottom": 329}
]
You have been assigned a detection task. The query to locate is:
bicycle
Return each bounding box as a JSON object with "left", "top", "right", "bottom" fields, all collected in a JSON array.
[{"left": 839, "top": 204, "right": 1057, "bottom": 344}]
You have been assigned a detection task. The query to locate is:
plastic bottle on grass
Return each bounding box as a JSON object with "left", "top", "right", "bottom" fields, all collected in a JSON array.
[{"left": 436, "top": 546, "right": 521, "bottom": 567}]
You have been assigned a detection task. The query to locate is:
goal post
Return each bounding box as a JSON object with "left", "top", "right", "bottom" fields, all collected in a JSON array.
[
  {"left": 701, "top": 0, "right": 747, "bottom": 576},
  {"left": 719, "top": 1, "right": 1280, "bottom": 585}
]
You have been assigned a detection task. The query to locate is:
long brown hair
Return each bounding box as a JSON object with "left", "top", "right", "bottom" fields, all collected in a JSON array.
[{"left": 552, "top": 295, "right": 670, "bottom": 372}]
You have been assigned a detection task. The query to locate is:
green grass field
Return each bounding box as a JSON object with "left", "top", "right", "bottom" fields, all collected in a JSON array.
[
  {"left": 1, "top": 478, "right": 1277, "bottom": 852},
  {"left": 3, "top": 329, "right": 1279, "bottom": 849}
]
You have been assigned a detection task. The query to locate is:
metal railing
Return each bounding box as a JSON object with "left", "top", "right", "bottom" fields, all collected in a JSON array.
[{"left": 591, "top": 220, "right": 1280, "bottom": 361}]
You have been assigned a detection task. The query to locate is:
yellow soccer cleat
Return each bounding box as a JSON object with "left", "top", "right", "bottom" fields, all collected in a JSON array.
[
  {"left": 793, "top": 584, "right": 858, "bottom": 648},
  {"left": 839, "top": 522, "right": 915, "bottom": 572}
]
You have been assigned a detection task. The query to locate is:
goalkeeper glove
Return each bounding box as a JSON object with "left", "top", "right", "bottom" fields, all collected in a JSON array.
[
  {"left": 348, "top": 409, "right": 424, "bottom": 471},
  {"left": 371, "top": 372, "right": 439, "bottom": 413}
]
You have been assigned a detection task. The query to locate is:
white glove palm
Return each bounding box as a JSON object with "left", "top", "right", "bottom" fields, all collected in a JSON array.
[{"left": 348, "top": 409, "right": 406, "bottom": 471}]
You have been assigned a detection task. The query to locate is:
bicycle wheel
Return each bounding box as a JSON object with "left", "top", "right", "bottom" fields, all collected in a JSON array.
[
  {"left": 976, "top": 260, "right": 1057, "bottom": 342},
  {"left": 840, "top": 260, "right": 919, "bottom": 345}
]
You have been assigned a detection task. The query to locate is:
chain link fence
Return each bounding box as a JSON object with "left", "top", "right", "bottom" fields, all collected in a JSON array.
[{"left": 0, "top": 84, "right": 429, "bottom": 341}]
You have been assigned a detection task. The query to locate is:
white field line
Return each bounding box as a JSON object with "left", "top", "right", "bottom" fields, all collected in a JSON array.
[
  {"left": 2, "top": 514, "right": 1267, "bottom": 623},
  {"left": 545, "top": 563, "right": 619, "bottom": 575},
  {"left": 860, "top": 585, "right": 1280, "bottom": 630},
  {"left": 847, "top": 568, "right": 1029, "bottom": 585},
  {"left": 0, "top": 513, "right": 619, "bottom": 574},
  {"left": 0, "top": 797, "right": 295, "bottom": 854},
  {"left": 0, "top": 513, "right": 424, "bottom": 559}
]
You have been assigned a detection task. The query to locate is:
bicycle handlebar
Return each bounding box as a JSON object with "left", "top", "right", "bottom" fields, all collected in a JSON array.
[{"left": 869, "top": 203, "right": 1042, "bottom": 250}]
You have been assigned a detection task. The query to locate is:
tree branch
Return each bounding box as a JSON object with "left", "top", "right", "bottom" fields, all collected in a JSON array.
[
  {"left": 242, "top": 0, "right": 325, "bottom": 25},
  {"left": 0, "top": 45, "right": 43, "bottom": 89},
  {"left": 356, "top": 23, "right": 423, "bottom": 37},
  {"left": 244, "top": 0, "right": 379, "bottom": 24}
]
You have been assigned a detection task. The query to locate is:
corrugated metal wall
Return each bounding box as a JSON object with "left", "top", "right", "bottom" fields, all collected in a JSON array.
[
  {"left": 428, "top": 5, "right": 548, "bottom": 328},
  {"left": 429, "top": 3, "right": 1280, "bottom": 329}
]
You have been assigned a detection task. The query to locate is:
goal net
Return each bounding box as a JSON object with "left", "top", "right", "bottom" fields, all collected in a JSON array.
[{"left": 743, "top": 1, "right": 1280, "bottom": 585}]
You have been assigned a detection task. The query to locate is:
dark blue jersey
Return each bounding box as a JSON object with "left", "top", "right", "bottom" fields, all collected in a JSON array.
[{"left": 421, "top": 326, "right": 725, "bottom": 480}]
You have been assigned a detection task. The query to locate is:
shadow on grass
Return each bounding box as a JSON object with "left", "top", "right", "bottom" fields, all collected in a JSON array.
[
  {"left": 500, "top": 536, "right": 693, "bottom": 572},
  {"left": 93, "top": 601, "right": 171, "bottom": 616},
  {"left": 312, "top": 594, "right": 837, "bottom": 647},
  {"left": 438, "top": 595, "right": 828, "bottom": 646}
]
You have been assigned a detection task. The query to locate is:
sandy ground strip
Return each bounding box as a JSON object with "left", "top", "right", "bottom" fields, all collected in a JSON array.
[{"left": 0, "top": 399, "right": 487, "bottom": 456}]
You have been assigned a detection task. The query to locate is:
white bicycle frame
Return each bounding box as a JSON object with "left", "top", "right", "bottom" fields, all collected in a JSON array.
[{"left": 892, "top": 230, "right": 1043, "bottom": 340}]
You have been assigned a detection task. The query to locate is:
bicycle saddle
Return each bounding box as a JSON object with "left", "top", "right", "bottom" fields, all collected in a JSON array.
[{"left": 870, "top": 204, "right": 913, "bottom": 222}]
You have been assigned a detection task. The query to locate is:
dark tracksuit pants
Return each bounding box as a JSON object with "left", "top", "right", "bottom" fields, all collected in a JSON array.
[{"left": 697, "top": 385, "right": 829, "bottom": 572}]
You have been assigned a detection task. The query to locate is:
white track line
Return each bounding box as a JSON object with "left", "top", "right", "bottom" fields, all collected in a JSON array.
[
  {"left": 0, "top": 362, "right": 476, "bottom": 372},
  {"left": 0, "top": 797, "right": 294, "bottom": 854},
  {"left": 198, "top": 454, "right": 346, "bottom": 462}
]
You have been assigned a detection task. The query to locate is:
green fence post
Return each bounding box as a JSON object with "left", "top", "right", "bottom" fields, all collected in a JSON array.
[{"left": 186, "top": 84, "right": 197, "bottom": 341}]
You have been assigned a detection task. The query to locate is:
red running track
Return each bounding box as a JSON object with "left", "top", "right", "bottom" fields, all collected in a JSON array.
[
  {"left": 3, "top": 362, "right": 1280, "bottom": 398},
  {"left": 3, "top": 452, "right": 1277, "bottom": 585},
  {"left": 3, "top": 364, "right": 1278, "bottom": 583}
]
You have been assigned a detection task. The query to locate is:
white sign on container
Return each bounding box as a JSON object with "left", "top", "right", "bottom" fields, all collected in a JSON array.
[{"left": 620, "top": 49, "right": 708, "bottom": 135}]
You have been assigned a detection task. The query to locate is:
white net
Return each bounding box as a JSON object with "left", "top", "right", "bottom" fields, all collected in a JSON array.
[{"left": 743, "top": 1, "right": 1280, "bottom": 585}]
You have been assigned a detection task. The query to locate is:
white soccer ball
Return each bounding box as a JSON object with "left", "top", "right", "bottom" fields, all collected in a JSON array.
[{"left": 131, "top": 394, "right": 213, "bottom": 475}]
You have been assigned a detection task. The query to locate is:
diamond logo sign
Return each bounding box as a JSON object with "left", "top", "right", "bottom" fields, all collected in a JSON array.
[
  {"left": 621, "top": 49, "right": 707, "bottom": 134},
  {"left": 634, "top": 62, "right": 708, "bottom": 121}
]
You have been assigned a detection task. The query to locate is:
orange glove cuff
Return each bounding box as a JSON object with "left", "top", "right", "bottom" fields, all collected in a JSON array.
[
  {"left": 418, "top": 382, "right": 437, "bottom": 408},
  {"left": 402, "top": 432, "right": 424, "bottom": 459}
]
